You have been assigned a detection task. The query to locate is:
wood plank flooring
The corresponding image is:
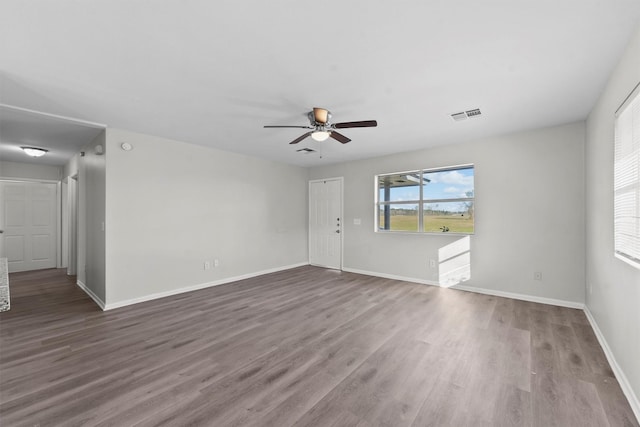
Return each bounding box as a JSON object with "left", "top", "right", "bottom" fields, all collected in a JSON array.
[{"left": 0, "top": 266, "right": 637, "bottom": 426}]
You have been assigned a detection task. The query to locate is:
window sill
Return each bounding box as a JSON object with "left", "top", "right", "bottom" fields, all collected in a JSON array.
[
  {"left": 376, "top": 230, "right": 475, "bottom": 236},
  {"left": 614, "top": 252, "right": 640, "bottom": 270}
]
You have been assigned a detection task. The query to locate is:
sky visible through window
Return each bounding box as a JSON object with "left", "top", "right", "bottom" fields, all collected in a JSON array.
[{"left": 379, "top": 167, "right": 474, "bottom": 210}]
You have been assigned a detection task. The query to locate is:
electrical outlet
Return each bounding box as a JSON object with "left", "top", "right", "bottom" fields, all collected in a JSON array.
[
  {"left": 429, "top": 259, "right": 436, "bottom": 268},
  {"left": 214, "top": 259, "right": 219, "bottom": 267},
  {"left": 204, "top": 261, "right": 211, "bottom": 270},
  {"left": 534, "top": 272, "right": 542, "bottom": 281}
]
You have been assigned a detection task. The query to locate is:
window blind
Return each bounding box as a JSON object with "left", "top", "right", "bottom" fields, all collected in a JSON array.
[{"left": 614, "top": 82, "right": 640, "bottom": 267}]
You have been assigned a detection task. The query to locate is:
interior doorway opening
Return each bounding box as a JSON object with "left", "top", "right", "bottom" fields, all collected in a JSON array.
[{"left": 0, "top": 180, "right": 58, "bottom": 273}]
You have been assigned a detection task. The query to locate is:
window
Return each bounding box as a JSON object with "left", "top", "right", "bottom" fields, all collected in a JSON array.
[
  {"left": 376, "top": 165, "right": 474, "bottom": 233},
  {"left": 614, "top": 83, "right": 640, "bottom": 267}
]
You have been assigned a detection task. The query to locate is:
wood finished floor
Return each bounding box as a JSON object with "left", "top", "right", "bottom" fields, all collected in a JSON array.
[{"left": 0, "top": 267, "right": 637, "bottom": 427}]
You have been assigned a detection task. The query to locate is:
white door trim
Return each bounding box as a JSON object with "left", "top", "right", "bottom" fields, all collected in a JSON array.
[
  {"left": 56, "top": 181, "right": 62, "bottom": 268},
  {"left": 0, "top": 177, "right": 60, "bottom": 184},
  {"left": 0, "top": 180, "right": 59, "bottom": 272},
  {"left": 1, "top": 178, "right": 64, "bottom": 270},
  {"left": 66, "top": 176, "right": 78, "bottom": 276},
  {"left": 308, "top": 177, "right": 344, "bottom": 270}
]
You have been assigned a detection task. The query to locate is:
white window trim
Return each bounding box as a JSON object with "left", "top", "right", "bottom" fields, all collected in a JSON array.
[
  {"left": 375, "top": 164, "right": 475, "bottom": 235},
  {"left": 614, "top": 81, "right": 640, "bottom": 269}
]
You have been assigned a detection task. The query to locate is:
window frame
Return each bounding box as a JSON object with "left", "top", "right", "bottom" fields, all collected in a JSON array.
[
  {"left": 375, "top": 164, "right": 475, "bottom": 234},
  {"left": 614, "top": 82, "right": 640, "bottom": 269}
]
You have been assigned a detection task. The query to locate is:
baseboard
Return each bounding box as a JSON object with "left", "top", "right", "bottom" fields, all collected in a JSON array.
[
  {"left": 341, "top": 267, "right": 440, "bottom": 287},
  {"left": 103, "top": 262, "right": 309, "bottom": 311},
  {"left": 76, "top": 280, "right": 106, "bottom": 310},
  {"left": 584, "top": 306, "right": 640, "bottom": 423},
  {"left": 452, "top": 284, "right": 585, "bottom": 309},
  {"left": 341, "top": 267, "right": 583, "bottom": 309}
]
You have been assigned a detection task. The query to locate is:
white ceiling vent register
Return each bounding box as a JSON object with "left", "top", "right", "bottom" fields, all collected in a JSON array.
[{"left": 451, "top": 108, "right": 482, "bottom": 122}]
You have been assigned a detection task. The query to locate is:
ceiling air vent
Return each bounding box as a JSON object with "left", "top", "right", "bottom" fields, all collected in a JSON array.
[
  {"left": 296, "top": 148, "right": 316, "bottom": 153},
  {"left": 451, "top": 108, "right": 482, "bottom": 122},
  {"left": 451, "top": 112, "right": 467, "bottom": 122}
]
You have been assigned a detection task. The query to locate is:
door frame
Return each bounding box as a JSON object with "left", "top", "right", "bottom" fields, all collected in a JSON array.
[
  {"left": 308, "top": 176, "right": 344, "bottom": 270},
  {"left": 67, "top": 175, "right": 78, "bottom": 275},
  {"left": 60, "top": 175, "right": 79, "bottom": 274},
  {"left": 0, "top": 178, "right": 60, "bottom": 272}
]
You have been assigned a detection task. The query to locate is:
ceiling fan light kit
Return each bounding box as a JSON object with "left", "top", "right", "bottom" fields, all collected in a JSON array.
[
  {"left": 311, "top": 131, "right": 330, "bottom": 141},
  {"left": 264, "top": 107, "right": 377, "bottom": 145}
]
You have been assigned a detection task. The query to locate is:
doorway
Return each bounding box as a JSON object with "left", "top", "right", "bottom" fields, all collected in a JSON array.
[
  {"left": 0, "top": 180, "right": 58, "bottom": 273},
  {"left": 309, "top": 178, "right": 343, "bottom": 270}
]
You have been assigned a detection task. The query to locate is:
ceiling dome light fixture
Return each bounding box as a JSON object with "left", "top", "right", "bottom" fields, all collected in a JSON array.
[
  {"left": 311, "top": 131, "right": 330, "bottom": 141},
  {"left": 21, "top": 147, "right": 49, "bottom": 157}
]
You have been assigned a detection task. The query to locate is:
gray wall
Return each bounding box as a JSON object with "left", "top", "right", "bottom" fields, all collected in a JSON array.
[
  {"left": 103, "top": 129, "right": 308, "bottom": 306},
  {"left": 0, "top": 160, "right": 61, "bottom": 181},
  {"left": 77, "top": 131, "right": 106, "bottom": 303},
  {"left": 63, "top": 154, "right": 79, "bottom": 179},
  {"left": 310, "top": 122, "right": 586, "bottom": 305},
  {"left": 586, "top": 24, "right": 640, "bottom": 412}
]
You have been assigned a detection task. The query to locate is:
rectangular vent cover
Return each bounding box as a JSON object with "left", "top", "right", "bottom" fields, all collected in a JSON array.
[
  {"left": 451, "top": 112, "right": 467, "bottom": 122},
  {"left": 451, "top": 108, "right": 482, "bottom": 121}
]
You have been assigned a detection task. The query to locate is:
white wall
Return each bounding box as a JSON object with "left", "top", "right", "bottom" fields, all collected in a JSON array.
[
  {"left": 103, "top": 129, "right": 308, "bottom": 306},
  {"left": 585, "top": 24, "right": 640, "bottom": 415},
  {"left": 0, "top": 160, "right": 61, "bottom": 181},
  {"left": 63, "top": 154, "right": 79, "bottom": 178},
  {"left": 62, "top": 154, "right": 81, "bottom": 276},
  {"left": 309, "top": 122, "right": 586, "bottom": 305},
  {"left": 76, "top": 131, "right": 106, "bottom": 303}
]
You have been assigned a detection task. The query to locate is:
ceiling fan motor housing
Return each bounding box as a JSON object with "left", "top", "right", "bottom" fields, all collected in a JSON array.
[{"left": 310, "top": 108, "right": 332, "bottom": 126}]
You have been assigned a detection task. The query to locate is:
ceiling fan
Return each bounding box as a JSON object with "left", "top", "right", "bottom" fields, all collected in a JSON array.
[{"left": 264, "top": 107, "right": 377, "bottom": 144}]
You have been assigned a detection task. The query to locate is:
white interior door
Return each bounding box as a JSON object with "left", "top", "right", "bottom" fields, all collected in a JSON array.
[
  {"left": 309, "top": 178, "right": 342, "bottom": 269},
  {"left": 0, "top": 181, "right": 57, "bottom": 273}
]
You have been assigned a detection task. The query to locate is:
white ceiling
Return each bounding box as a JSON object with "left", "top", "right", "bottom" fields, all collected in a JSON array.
[
  {"left": 1, "top": 1, "right": 639, "bottom": 167},
  {"left": 0, "top": 106, "right": 105, "bottom": 165}
]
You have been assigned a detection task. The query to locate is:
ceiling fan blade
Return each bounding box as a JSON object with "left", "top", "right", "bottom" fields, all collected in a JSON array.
[
  {"left": 333, "top": 120, "right": 378, "bottom": 129},
  {"left": 330, "top": 131, "right": 351, "bottom": 144},
  {"left": 313, "top": 107, "right": 329, "bottom": 124},
  {"left": 264, "top": 125, "right": 313, "bottom": 129},
  {"left": 289, "top": 132, "right": 313, "bottom": 144}
]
